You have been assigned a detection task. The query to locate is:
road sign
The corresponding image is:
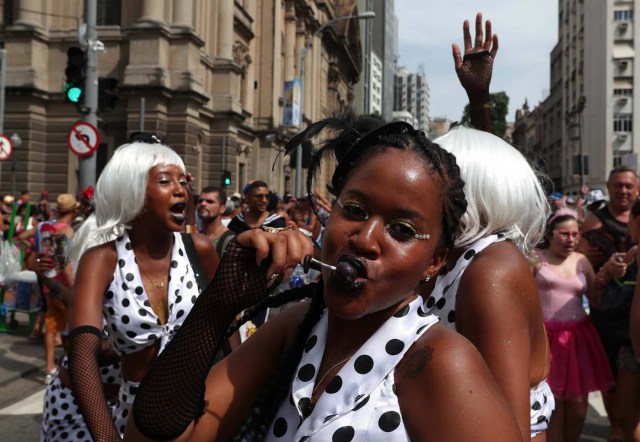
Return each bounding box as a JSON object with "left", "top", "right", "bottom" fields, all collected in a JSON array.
[
  {"left": 67, "top": 121, "right": 100, "bottom": 157},
  {"left": 0, "top": 135, "right": 12, "bottom": 161}
]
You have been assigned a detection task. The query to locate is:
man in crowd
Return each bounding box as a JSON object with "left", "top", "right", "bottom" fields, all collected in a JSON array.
[
  {"left": 579, "top": 165, "right": 640, "bottom": 440},
  {"left": 228, "top": 180, "right": 287, "bottom": 234},
  {"left": 197, "top": 185, "right": 235, "bottom": 257}
]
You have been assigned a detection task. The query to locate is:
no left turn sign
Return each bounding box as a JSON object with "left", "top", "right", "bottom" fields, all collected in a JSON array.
[
  {"left": 67, "top": 121, "right": 100, "bottom": 157},
  {"left": 0, "top": 135, "right": 12, "bottom": 161}
]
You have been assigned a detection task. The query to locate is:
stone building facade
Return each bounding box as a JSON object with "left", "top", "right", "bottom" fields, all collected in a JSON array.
[{"left": 0, "top": 0, "right": 364, "bottom": 198}]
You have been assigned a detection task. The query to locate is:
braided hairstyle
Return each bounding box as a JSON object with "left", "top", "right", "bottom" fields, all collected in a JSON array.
[{"left": 234, "top": 110, "right": 468, "bottom": 440}]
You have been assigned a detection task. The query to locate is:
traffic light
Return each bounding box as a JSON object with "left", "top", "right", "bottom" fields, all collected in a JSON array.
[
  {"left": 98, "top": 77, "right": 119, "bottom": 112},
  {"left": 64, "top": 46, "right": 86, "bottom": 107},
  {"left": 221, "top": 170, "right": 232, "bottom": 187}
]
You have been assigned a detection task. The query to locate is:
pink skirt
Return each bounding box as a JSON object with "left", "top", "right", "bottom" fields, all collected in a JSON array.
[{"left": 545, "top": 317, "right": 614, "bottom": 401}]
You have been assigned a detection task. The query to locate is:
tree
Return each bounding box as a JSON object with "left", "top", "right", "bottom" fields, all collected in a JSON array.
[{"left": 461, "top": 91, "right": 510, "bottom": 139}]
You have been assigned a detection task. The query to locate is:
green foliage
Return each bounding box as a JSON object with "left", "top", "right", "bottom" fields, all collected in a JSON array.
[{"left": 461, "top": 91, "right": 510, "bottom": 138}]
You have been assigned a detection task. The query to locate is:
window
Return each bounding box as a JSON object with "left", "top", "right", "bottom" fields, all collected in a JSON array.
[
  {"left": 614, "top": 88, "right": 633, "bottom": 96},
  {"left": 97, "top": 0, "right": 121, "bottom": 26},
  {"left": 3, "top": 0, "right": 13, "bottom": 26},
  {"left": 614, "top": 9, "right": 634, "bottom": 21},
  {"left": 614, "top": 113, "right": 633, "bottom": 132}
]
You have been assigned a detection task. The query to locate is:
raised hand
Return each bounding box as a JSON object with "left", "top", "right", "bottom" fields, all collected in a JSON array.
[{"left": 452, "top": 12, "right": 498, "bottom": 102}]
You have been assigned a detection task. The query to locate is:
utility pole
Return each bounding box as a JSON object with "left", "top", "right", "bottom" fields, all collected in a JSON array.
[
  {"left": 0, "top": 49, "right": 7, "bottom": 190},
  {"left": 79, "top": 0, "right": 98, "bottom": 190}
]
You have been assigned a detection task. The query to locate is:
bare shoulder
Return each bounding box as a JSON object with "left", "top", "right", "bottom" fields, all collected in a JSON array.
[
  {"left": 397, "top": 324, "right": 521, "bottom": 441},
  {"left": 78, "top": 240, "right": 117, "bottom": 269},
  {"left": 189, "top": 231, "right": 215, "bottom": 254}
]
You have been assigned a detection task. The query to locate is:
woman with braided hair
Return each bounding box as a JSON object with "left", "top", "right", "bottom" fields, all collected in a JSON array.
[{"left": 126, "top": 112, "right": 522, "bottom": 441}]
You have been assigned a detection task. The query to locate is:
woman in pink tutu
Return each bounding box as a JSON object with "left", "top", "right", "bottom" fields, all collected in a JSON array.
[{"left": 534, "top": 208, "right": 614, "bottom": 442}]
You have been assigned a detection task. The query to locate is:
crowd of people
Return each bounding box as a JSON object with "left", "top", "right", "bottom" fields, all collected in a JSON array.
[{"left": 0, "top": 11, "right": 639, "bottom": 442}]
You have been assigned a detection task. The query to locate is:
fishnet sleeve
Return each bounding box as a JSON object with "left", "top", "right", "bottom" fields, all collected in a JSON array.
[
  {"left": 132, "top": 239, "right": 273, "bottom": 440},
  {"left": 456, "top": 51, "right": 493, "bottom": 132},
  {"left": 68, "top": 326, "right": 121, "bottom": 442}
]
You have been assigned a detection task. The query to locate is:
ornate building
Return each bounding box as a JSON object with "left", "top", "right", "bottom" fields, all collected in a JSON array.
[{"left": 0, "top": 0, "right": 364, "bottom": 197}]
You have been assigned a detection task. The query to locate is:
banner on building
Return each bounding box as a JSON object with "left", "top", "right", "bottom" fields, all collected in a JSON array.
[{"left": 283, "top": 78, "right": 301, "bottom": 128}]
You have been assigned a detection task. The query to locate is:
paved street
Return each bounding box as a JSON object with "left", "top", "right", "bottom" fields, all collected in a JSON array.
[{"left": 0, "top": 312, "right": 613, "bottom": 441}]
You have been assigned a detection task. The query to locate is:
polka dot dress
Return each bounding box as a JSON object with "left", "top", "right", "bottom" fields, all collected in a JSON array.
[
  {"left": 425, "top": 233, "right": 555, "bottom": 438},
  {"left": 102, "top": 230, "right": 201, "bottom": 437},
  {"left": 265, "top": 296, "right": 439, "bottom": 441},
  {"left": 41, "top": 357, "right": 120, "bottom": 442},
  {"left": 425, "top": 234, "right": 505, "bottom": 329}
]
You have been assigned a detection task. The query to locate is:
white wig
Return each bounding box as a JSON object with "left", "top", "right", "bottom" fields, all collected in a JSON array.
[
  {"left": 69, "top": 142, "right": 185, "bottom": 268},
  {"left": 435, "top": 126, "right": 549, "bottom": 256}
]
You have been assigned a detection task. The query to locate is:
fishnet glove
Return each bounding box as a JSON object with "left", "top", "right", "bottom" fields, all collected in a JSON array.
[
  {"left": 132, "top": 239, "right": 274, "bottom": 440},
  {"left": 68, "top": 326, "right": 121, "bottom": 442},
  {"left": 456, "top": 51, "right": 493, "bottom": 103}
]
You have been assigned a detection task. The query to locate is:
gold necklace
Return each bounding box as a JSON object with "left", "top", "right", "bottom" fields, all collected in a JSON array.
[
  {"left": 136, "top": 257, "right": 166, "bottom": 289},
  {"left": 312, "top": 353, "right": 355, "bottom": 396}
]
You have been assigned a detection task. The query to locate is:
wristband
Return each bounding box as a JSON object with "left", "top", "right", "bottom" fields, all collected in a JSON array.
[{"left": 184, "top": 224, "right": 197, "bottom": 234}]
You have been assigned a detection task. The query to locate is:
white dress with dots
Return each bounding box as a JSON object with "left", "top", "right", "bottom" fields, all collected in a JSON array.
[
  {"left": 103, "top": 230, "right": 201, "bottom": 437},
  {"left": 425, "top": 234, "right": 555, "bottom": 438},
  {"left": 265, "top": 296, "right": 439, "bottom": 441}
]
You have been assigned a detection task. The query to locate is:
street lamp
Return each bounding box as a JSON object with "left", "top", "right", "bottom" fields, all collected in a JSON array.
[
  {"left": 10, "top": 132, "right": 21, "bottom": 195},
  {"left": 294, "top": 11, "right": 376, "bottom": 198}
]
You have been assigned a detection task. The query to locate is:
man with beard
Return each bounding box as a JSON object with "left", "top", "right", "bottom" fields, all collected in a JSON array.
[
  {"left": 197, "top": 186, "right": 235, "bottom": 257},
  {"left": 579, "top": 165, "right": 640, "bottom": 440},
  {"left": 228, "top": 180, "right": 286, "bottom": 235}
]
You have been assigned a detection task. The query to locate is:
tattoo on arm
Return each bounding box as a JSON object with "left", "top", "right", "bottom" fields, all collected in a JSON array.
[{"left": 397, "top": 346, "right": 434, "bottom": 380}]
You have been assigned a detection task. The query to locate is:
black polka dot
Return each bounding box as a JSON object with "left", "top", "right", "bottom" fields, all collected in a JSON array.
[
  {"left": 448, "top": 310, "right": 456, "bottom": 323},
  {"left": 497, "top": 233, "right": 505, "bottom": 239},
  {"left": 464, "top": 249, "right": 476, "bottom": 260},
  {"left": 148, "top": 334, "right": 157, "bottom": 340},
  {"left": 176, "top": 309, "right": 185, "bottom": 319},
  {"left": 118, "top": 259, "right": 125, "bottom": 268},
  {"left": 426, "top": 296, "right": 435, "bottom": 308},
  {"left": 297, "top": 364, "right": 315, "bottom": 382},
  {"left": 191, "top": 295, "right": 197, "bottom": 304},
  {"left": 392, "top": 383, "right": 398, "bottom": 395},
  {"left": 354, "top": 355, "right": 374, "bottom": 374},
  {"left": 325, "top": 375, "right": 343, "bottom": 394},
  {"left": 135, "top": 286, "right": 144, "bottom": 295},
  {"left": 299, "top": 437, "right": 309, "bottom": 442},
  {"left": 126, "top": 331, "right": 137, "bottom": 339},
  {"left": 171, "top": 260, "right": 178, "bottom": 268},
  {"left": 352, "top": 395, "right": 369, "bottom": 411},
  {"left": 175, "top": 296, "right": 182, "bottom": 304},
  {"left": 77, "top": 431, "right": 86, "bottom": 438},
  {"left": 107, "top": 307, "right": 115, "bottom": 315},
  {"left": 121, "top": 315, "right": 130, "bottom": 324},
  {"left": 272, "top": 417, "right": 288, "bottom": 437},
  {"left": 138, "top": 309, "right": 147, "bottom": 316},
  {"left": 110, "top": 323, "right": 118, "bottom": 333},
  {"left": 144, "top": 300, "right": 150, "bottom": 307},
  {"left": 378, "top": 411, "right": 401, "bottom": 432},
  {"left": 186, "top": 281, "right": 193, "bottom": 289},
  {"left": 119, "top": 425, "right": 126, "bottom": 434},
  {"left": 297, "top": 397, "right": 311, "bottom": 415},
  {"left": 393, "top": 304, "right": 410, "bottom": 317},
  {"left": 305, "top": 335, "right": 318, "bottom": 353},
  {"left": 435, "top": 297, "right": 446, "bottom": 310},
  {"left": 122, "top": 298, "right": 130, "bottom": 307},
  {"left": 417, "top": 305, "right": 429, "bottom": 317},
  {"left": 332, "top": 426, "right": 355, "bottom": 442},
  {"left": 324, "top": 414, "right": 337, "bottom": 423},
  {"left": 106, "top": 376, "right": 115, "bottom": 383},
  {"left": 385, "top": 339, "right": 405, "bottom": 355},
  {"left": 443, "top": 284, "right": 452, "bottom": 294},
  {"left": 116, "top": 235, "right": 124, "bottom": 241},
  {"left": 532, "top": 400, "right": 541, "bottom": 410},
  {"left": 105, "top": 291, "right": 114, "bottom": 300},
  {"left": 141, "top": 323, "right": 151, "bottom": 330},
  {"left": 116, "top": 338, "right": 125, "bottom": 345},
  {"left": 537, "top": 415, "right": 547, "bottom": 424},
  {"left": 121, "top": 283, "right": 128, "bottom": 291},
  {"left": 543, "top": 394, "right": 548, "bottom": 404},
  {"left": 125, "top": 242, "right": 132, "bottom": 250},
  {"left": 126, "top": 273, "right": 134, "bottom": 282}
]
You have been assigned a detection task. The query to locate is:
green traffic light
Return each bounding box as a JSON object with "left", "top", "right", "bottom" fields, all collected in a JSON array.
[
  {"left": 224, "top": 177, "right": 231, "bottom": 186},
  {"left": 66, "top": 86, "right": 82, "bottom": 103}
]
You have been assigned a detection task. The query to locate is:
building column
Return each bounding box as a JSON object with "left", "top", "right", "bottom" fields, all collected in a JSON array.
[
  {"left": 15, "top": 0, "right": 43, "bottom": 28},
  {"left": 140, "top": 0, "right": 165, "bottom": 24},
  {"left": 284, "top": 1, "right": 296, "bottom": 81},
  {"left": 217, "top": 0, "right": 234, "bottom": 60},
  {"left": 172, "top": 0, "right": 193, "bottom": 29}
]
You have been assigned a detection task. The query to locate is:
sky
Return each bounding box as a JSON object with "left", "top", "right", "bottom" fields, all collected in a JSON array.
[{"left": 396, "top": 1, "right": 558, "bottom": 122}]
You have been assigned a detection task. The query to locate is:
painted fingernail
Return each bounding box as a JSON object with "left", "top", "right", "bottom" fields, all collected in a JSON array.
[{"left": 266, "top": 273, "right": 279, "bottom": 288}]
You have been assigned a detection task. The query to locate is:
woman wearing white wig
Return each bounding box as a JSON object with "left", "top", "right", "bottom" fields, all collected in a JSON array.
[
  {"left": 426, "top": 125, "right": 552, "bottom": 441},
  {"left": 67, "top": 135, "right": 220, "bottom": 440},
  {"left": 421, "top": 13, "right": 552, "bottom": 441}
]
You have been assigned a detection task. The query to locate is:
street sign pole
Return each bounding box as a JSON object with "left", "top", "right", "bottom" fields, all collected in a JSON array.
[
  {"left": 0, "top": 50, "right": 7, "bottom": 191},
  {"left": 79, "top": 0, "right": 98, "bottom": 190}
]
